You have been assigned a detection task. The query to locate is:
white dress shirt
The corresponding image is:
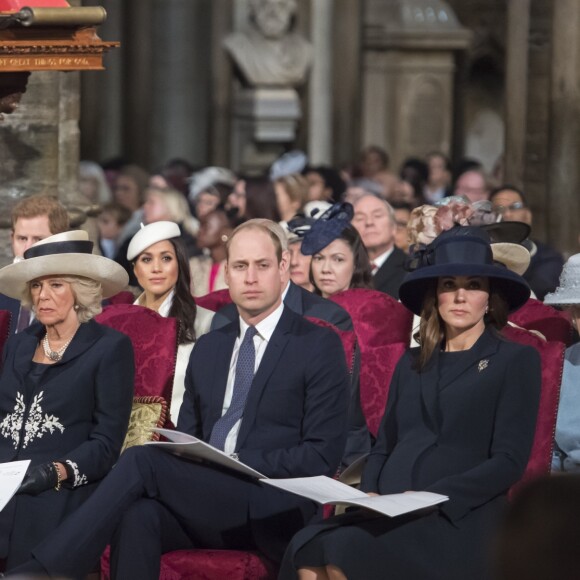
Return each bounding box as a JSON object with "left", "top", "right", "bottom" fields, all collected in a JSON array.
[
  {"left": 371, "top": 247, "right": 394, "bottom": 273},
  {"left": 221, "top": 300, "right": 285, "bottom": 454}
]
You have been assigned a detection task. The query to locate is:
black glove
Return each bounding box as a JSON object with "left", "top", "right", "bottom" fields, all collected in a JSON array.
[{"left": 17, "top": 462, "right": 59, "bottom": 495}]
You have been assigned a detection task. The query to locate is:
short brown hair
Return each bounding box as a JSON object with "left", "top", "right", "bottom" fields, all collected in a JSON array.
[
  {"left": 226, "top": 219, "right": 287, "bottom": 263},
  {"left": 274, "top": 173, "right": 309, "bottom": 207},
  {"left": 11, "top": 195, "right": 70, "bottom": 234}
]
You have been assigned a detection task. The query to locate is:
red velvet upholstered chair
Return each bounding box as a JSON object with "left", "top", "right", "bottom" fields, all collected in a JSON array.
[
  {"left": 195, "top": 288, "right": 233, "bottom": 313},
  {"left": 106, "top": 291, "right": 136, "bottom": 306},
  {"left": 95, "top": 304, "right": 178, "bottom": 408},
  {"left": 508, "top": 298, "right": 574, "bottom": 346},
  {"left": 0, "top": 309, "right": 11, "bottom": 359},
  {"left": 101, "top": 318, "right": 356, "bottom": 580},
  {"left": 502, "top": 326, "right": 565, "bottom": 498},
  {"left": 330, "top": 289, "right": 413, "bottom": 437}
]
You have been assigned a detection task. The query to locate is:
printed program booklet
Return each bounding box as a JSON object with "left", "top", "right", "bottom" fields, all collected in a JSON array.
[{"left": 0, "top": 459, "right": 31, "bottom": 513}]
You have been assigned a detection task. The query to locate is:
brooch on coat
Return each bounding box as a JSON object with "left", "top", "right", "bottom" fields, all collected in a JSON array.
[{"left": 478, "top": 359, "right": 489, "bottom": 372}]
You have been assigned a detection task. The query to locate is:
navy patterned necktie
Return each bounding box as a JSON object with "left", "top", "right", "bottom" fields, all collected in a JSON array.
[{"left": 209, "top": 326, "right": 258, "bottom": 451}]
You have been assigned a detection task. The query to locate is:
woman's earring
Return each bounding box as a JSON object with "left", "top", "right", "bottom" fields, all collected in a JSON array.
[
  {"left": 221, "top": 234, "right": 229, "bottom": 243},
  {"left": 74, "top": 304, "right": 80, "bottom": 311},
  {"left": 485, "top": 305, "right": 489, "bottom": 315}
]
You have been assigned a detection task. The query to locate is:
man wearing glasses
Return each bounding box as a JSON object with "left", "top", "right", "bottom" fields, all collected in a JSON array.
[{"left": 490, "top": 185, "right": 563, "bottom": 300}]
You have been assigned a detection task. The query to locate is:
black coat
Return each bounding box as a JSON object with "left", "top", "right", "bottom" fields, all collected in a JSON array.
[
  {"left": 372, "top": 246, "right": 407, "bottom": 300},
  {"left": 0, "top": 320, "right": 134, "bottom": 569},
  {"left": 280, "top": 329, "right": 542, "bottom": 580}
]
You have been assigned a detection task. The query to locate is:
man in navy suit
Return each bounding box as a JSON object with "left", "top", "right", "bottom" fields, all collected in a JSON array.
[
  {"left": 12, "top": 219, "right": 350, "bottom": 580},
  {"left": 352, "top": 193, "right": 407, "bottom": 299},
  {"left": 0, "top": 195, "right": 69, "bottom": 334}
]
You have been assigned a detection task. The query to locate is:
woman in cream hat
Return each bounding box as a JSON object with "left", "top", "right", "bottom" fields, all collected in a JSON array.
[
  {"left": 127, "top": 221, "right": 213, "bottom": 423},
  {"left": 0, "top": 230, "right": 134, "bottom": 572}
]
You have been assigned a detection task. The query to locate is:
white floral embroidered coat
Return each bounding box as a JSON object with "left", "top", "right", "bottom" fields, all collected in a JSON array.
[{"left": 0, "top": 319, "right": 134, "bottom": 569}]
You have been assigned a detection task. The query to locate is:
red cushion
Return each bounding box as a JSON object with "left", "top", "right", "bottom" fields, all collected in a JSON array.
[
  {"left": 508, "top": 298, "right": 574, "bottom": 346},
  {"left": 330, "top": 289, "right": 413, "bottom": 437},
  {"left": 503, "top": 326, "right": 565, "bottom": 498},
  {"left": 0, "top": 309, "right": 11, "bottom": 359},
  {"left": 95, "top": 305, "right": 178, "bottom": 407},
  {"left": 107, "top": 291, "right": 136, "bottom": 305},
  {"left": 306, "top": 317, "right": 357, "bottom": 376},
  {"left": 196, "top": 289, "right": 233, "bottom": 313},
  {"left": 100, "top": 546, "right": 276, "bottom": 580}
]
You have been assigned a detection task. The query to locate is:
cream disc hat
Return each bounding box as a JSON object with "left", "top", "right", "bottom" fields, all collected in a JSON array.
[
  {"left": 0, "top": 230, "right": 129, "bottom": 299},
  {"left": 544, "top": 253, "right": 580, "bottom": 305},
  {"left": 491, "top": 243, "right": 531, "bottom": 276},
  {"left": 127, "top": 221, "right": 181, "bottom": 261}
]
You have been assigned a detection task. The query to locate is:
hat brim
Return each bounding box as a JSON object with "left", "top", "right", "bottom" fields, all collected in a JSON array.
[
  {"left": 0, "top": 253, "right": 129, "bottom": 299},
  {"left": 491, "top": 243, "right": 530, "bottom": 276},
  {"left": 399, "top": 263, "right": 531, "bottom": 315}
]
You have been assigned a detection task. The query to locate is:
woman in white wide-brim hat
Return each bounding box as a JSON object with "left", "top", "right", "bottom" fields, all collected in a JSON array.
[
  {"left": 0, "top": 230, "right": 134, "bottom": 572},
  {"left": 127, "top": 221, "right": 213, "bottom": 423}
]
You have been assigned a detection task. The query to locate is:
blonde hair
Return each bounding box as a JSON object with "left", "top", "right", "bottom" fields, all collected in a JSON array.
[
  {"left": 274, "top": 173, "right": 309, "bottom": 208},
  {"left": 23, "top": 275, "right": 103, "bottom": 323},
  {"left": 147, "top": 187, "right": 199, "bottom": 236}
]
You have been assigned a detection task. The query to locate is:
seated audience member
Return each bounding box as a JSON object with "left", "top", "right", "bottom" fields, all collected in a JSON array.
[
  {"left": 0, "top": 195, "right": 70, "bottom": 336},
  {"left": 424, "top": 151, "right": 452, "bottom": 203},
  {"left": 113, "top": 165, "right": 150, "bottom": 246},
  {"left": 128, "top": 221, "right": 213, "bottom": 423},
  {"left": 453, "top": 167, "right": 491, "bottom": 203},
  {"left": 390, "top": 201, "right": 413, "bottom": 253},
  {"left": 490, "top": 185, "right": 564, "bottom": 300},
  {"left": 285, "top": 202, "right": 332, "bottom": 293},
  {"left": 358, "top": 145, "right": 398, "bottom": 198},
  {"left": 351, "top": 194, "right": 406, "bottom": 299},
  {"left": 188, "top": 166, "right": 236, "bottom": 219},
  {"left": 97, "top": 202, "right": 131, "bottom": 259},
  {"left": 0, "top": 231, "right": 133, "bottom": 571},
  {"left": 399, "top": 157, "right": 429, "bottom": 206},
  {"left": 495, "top": 475, "right": 580, "bottom": 580},
  {"left": 160, "top": 158, "right": 195, "bottom": 197},
  {"left": 279, "top": 225, "right": 540, "bottom": 580},
  {"left": 9, "top": 220, "right": 351, "bottom": 580},
  {"left": 544, "top": 254, "right": 580, "bottom": 471},
  {"left": 304, "top": 166, "right": 347, "bottom": 203},
  {"left": 189, "top": 208, "right": 232, "bottom": 296},
  {"left": 302, "top": 203, "right": 372, "bottom": 299},
  {"left": 274, "top": 173, "right": 309, "bottom": 226},
  {"left": 226, "top": 176, "right": 280, "bottom": 223},
  {"left": 79, "top": 160, "right": 113, "bottom": 205},
  {"left": 210, "top": 220, "right": 353, "bottom": 333},
  {"left": 343, "top": 178, "right": 384, "bottom": 205}
]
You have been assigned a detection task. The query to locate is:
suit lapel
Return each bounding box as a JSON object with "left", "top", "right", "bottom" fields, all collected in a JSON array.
[
  {"left": 235, "top": 308, "right": 292, "bottom": 450},
  {"left": 419, "top": 350, "right": 441, "bottom": 432}
]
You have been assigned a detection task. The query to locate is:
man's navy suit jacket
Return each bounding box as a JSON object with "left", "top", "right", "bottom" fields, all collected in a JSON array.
[
  {"left": 210, "top": 281, "right": 353, "bottom": 332},
  {"left": 373, "top": 246, "right": 407, "bottom": 300},
  {"left": 178, "top": 306, "right": 350, "bottom": 558}
]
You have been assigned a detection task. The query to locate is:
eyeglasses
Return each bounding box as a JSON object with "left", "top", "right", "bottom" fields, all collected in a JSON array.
[{"left": 493, "top": 202, "right": 526, "bottom": 213}]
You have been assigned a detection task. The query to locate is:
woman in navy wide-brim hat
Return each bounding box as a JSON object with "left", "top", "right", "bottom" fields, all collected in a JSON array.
[{"left": 280, "top": 225, "right": 541, "bottom": 580}]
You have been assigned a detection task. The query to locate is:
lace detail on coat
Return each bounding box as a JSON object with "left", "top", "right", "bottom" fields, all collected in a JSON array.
[
  {"left": 0, "top": 391, "right": 65, "bottom": 449},
  {"left": 65, "top": 459, "right": 88, "bottom": 487}
]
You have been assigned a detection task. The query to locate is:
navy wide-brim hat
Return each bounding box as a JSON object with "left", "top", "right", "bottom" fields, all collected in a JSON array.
[
  {"left": 399, "top": 226, "right": 530, "bottom": 315},
  {"left": 301, "top": 202, "right": 354, "bottom": 255}
]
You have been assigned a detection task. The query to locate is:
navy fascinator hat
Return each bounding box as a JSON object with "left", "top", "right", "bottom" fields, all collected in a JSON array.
[
  {"left": 399, "top": 225, "right": 530, "bottom": 315},
  {"left": 300, "top": 202, "right": 354, "bottom": 256}
]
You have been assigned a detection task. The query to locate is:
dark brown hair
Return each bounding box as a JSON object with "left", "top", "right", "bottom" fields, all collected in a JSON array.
[{"left": 414, "top": 279, "right": 509, "bottom": 370}]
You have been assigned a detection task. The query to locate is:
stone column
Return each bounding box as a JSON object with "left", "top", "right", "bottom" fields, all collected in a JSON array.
[
  {"left": 548, "top": 0, "right": 580, "bottom": 256},
  {"left": 149, "top": 0, "right": 212, "bottom": 169},
  {"left": 503, "top": 0, "right": 530, "bottom": 188},
  {"left": 307, "top": 0, "right": 333, "bottom": 165},
  {"left": 80, "top": 0, "right": 124, "bottom": 163}
]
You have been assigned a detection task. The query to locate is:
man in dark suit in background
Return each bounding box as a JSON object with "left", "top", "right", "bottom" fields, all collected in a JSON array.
[
  {"left": 352, "top": 193, "right": 407, "bottom": 299},
  {"left": 12, "top": 219, "right": 350, "bottom": 580},
  {"left": 0, "top": 195, "right": 69, "bottom": 334}
]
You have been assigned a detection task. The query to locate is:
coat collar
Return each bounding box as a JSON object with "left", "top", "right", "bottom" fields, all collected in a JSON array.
[
  {"left": 419, "top": 327, "right": 501, "bottom": 432},
  {"left": 283, "top": 281, "right": 304, "bottom": 315},
  {"left": 14, "top": 319, "right": 105, "bottom": 381}
]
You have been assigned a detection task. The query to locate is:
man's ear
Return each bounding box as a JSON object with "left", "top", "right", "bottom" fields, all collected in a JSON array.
[{"left": 280, "top": 250, "right": 290, "bottom": 273}]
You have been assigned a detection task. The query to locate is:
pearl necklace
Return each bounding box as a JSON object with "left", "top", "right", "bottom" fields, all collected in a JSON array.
[{"left": 42, "top": 333, "right": 74, "bottom": 362}]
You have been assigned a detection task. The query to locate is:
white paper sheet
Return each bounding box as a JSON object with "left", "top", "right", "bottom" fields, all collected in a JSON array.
[{"left": 0, "top": 460, "right": 31, "bottom": 512}]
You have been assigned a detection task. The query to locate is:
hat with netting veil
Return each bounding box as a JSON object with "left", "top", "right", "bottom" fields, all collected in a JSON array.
[
  {"left": 399, "top": 225, "right": 530, "bottom": 315},
  {"left": 0, "top": 230, "right": 129, "bottom": 299}
]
